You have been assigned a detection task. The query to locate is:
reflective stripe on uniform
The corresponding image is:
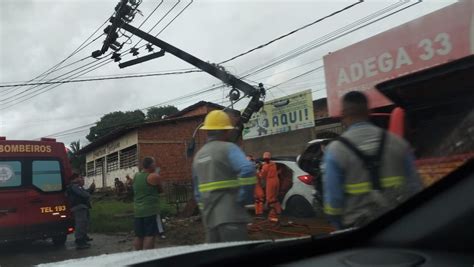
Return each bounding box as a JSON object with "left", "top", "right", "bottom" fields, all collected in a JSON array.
[
  {"left": 198, "top": 179, "right": 240, "bottom": 192},
  {"left": 381, "top": 176, "right": 404, "bottom": 187},
  {"left": 198, "top": 202, "right": 204, "bottom": 209},
  {"left": 238, "top": 176, "right": 257, "bottom": 186},
  {"left": 345, "top": 176, "right": 405, "bottom": 195},
  {"left": 324, "top": 203, "right": 343, "bottom": 215},
  {"left": 198, "top": 176, "right": 257, "bottom": 193}
]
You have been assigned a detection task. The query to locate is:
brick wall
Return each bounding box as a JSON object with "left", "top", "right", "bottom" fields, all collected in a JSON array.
[
  {"left": 137, "top": 118, "right": 207, "bottom": 181},
  {"left": 416, "top": 153, "right": 474, "bottom": 187}
]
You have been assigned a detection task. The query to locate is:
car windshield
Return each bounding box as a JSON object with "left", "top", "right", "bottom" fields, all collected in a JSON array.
[{"left": 1, "top": 0, "right": 473, "bottom": 266}]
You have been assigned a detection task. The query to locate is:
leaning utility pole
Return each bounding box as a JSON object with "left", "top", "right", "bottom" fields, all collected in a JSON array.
[{"left": 91, "top": 0, "right": 265, "bottom": 131}]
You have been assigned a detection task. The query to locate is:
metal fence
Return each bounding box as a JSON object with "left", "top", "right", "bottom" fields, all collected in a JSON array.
[{"left": 163, "top": 179, "right": 194, "bottom": 213}]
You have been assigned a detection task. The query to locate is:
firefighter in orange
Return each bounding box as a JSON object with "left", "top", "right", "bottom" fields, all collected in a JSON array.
[{"left": 259, "top": 152, "right": 281, "bottom": 222}]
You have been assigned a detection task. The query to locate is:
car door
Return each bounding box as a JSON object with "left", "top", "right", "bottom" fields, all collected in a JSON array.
[
  {"left": 24, "top": 159, "right": 68, "bottom": 238},
  {"left": 0, "top": 159, "right": 26, "bottom": 242}
]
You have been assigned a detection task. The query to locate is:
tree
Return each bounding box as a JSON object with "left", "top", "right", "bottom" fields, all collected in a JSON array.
[
  {"left": 68, "top": 140, "right": 86, "bottom": 175},
  {"left": 86, "top": 110, "right": 145, "bottom": 142},
  {"left": 146, "top": 105, "right": 179, "bottom": 121}
]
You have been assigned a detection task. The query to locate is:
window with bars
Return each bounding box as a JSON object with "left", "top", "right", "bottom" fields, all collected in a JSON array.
[
  {"left": 86, "top": 161, "right": 94, "bottom": 176},
  {"left": 120, "top": 145, "right": 137, "bottom": 169},
  {"left": 95, "top": 158, "right": 104, "bottom": 175},
  {"left": 107, "top": 152, "right": 119, "bottom": 172}
]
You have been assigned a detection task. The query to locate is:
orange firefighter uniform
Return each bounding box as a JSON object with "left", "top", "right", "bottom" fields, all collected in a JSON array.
[
  {"left": 259, "top": 152, "right": 281, "bottom": 222},
  {"left": 254, "top": 169, "right": 265, "bottom": 216}
]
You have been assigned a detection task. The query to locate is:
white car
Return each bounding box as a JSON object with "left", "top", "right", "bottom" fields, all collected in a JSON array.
[
  {"left": 255, "top": 157, "right": 320, "bottom": 217},
  {"left": 296, "top": 138, "right": 333, "bottom": 209}
]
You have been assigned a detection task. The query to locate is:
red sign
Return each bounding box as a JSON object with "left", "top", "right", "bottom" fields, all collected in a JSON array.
[{"left": 324, "top": 1, "right": 474, "bottom": 116}]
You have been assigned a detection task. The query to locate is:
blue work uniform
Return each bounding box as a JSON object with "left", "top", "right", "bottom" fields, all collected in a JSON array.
[{"left": 323, "top": 122, "right": 422, "bottom": 229}]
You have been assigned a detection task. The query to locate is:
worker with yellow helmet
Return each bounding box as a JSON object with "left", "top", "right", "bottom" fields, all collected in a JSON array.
[{"left": 192, "top": 110, "right": 257, "bottom": 243}]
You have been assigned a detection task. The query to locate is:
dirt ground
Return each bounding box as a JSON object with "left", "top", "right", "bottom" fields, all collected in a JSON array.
[{"left": 0, "top": 215, "right": 333, "bottom": 267}]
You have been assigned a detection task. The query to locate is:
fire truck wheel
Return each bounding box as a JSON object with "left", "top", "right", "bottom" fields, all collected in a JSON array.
[{"left": 52, "top": 234, "right": 67, "bottom": 246}]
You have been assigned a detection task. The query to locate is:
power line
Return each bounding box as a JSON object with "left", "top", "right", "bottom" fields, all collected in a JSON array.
[
  {"left": 266, "top": 66, "right": 324, "bottom": 92},
  {"left": 0, "top": 0, "right": 187, "bottom": 107},
  {"left": 0, "top": 67, "right": 199, "bottom": 85},
  {"left": 42, "top": 66, "right": 324, "bottom": 139},
  {"left": 218, "top": 0, "right": 363, "bottom": 65},
  {"left": 127, "top": 0, "right": 194, "bottom": 55},
  {"left": 0, "top": 1, "right": 408, "bottom": 107},
  {"left": 132, "top": 0, "right": 182, "bottom": 49},
  {"left": 32, "top": 1, "right": 419, "bottom": 138},
  {"left": 151, "top": 0, "right": 409, "bottom": 105},
  {"left": 149, "top": 0, "right": 193, "bottom": 39},
  {"left": 0, "top": 0, "right": 153, "bottom": 105},
  {"left": 238, "top": 0, "right": 409, "bottom": 78},
  {"left": 121, "top": 0, "right": 165, "bottom": 45},
  {"left": 0, "top": 59, "right": 114, "bottom": 109},
  {"left": 0, "top": 69, "right": 202, "bottom": 88},
  {"left": 0, "top": 56, "right": 111, "bottom": 102},
  {"left": 0, "top": 20, "right": 109, "bottom": 97}
]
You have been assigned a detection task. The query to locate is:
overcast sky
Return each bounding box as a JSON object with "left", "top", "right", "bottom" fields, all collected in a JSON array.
[{"left": 0, "top": 0, "right": 456, "bottom": 145}]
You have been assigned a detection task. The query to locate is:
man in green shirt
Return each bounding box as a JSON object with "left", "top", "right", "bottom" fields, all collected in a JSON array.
[{"left": 133, "top": 157, "right": 163, "bottom": 250}]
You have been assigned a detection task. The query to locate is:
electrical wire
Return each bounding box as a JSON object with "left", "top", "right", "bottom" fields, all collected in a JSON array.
[
  {"left": 0, "top": 21, "right": 109, "bottom": 97},
  {"left": 238, "top": 0, "right": 409, "bottom": 78},
  {"left": 2, "top": 2, "right": 412, "bottom": 105},
  {"left": 123, "top": 0, "right": 193, "bottom": 57},
  {"left": 40, "top": 66, "right": 325, "bottom": 139},
  {"left": 0, "top": 55, "right": 111, "bottom": 102},
  {"left": 0, "top": 59, "right": 114, "bottom": 109},
  {"left": 149, "top": 0, "right": 193, "bottom": 39},
  {"left": 218, "top": 0, "right": 364, "bottom": 65},
  {"left": 120, "top": 0, "right": 165, "bottom": 46},
  {"left": 27, "top": 1, "right": 420, "bottom": 139},
  {"left": 266, "top": 66, "right": 324, "bottom": 92},
  {"left": 132, "top": 0, "right": 182, "bottom": 49},
  {"left": 0, "top": 0, "right": 158, "bottom": 104},
  {"left": 0, "top": 69, "right": 202, "bottom": 88}
]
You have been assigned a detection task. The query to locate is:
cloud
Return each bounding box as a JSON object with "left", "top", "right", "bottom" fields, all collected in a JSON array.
[{"left": 0, "top": 0, "right": 455, "bottom": 143}]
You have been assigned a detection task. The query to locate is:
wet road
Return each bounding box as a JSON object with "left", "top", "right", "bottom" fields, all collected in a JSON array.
[
  {"left": 0, "top": 216, "right": 332, "bottom": 266},
  {"left": 0, "top": 233, "right": 132, "bottom": 267}
]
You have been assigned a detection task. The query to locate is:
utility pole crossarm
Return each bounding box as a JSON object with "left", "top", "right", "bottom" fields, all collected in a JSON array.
[{"left": 117, "top": 19, "right": 260, "bottom": 98}]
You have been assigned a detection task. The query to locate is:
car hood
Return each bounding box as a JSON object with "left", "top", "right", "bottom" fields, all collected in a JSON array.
[{"left": 37, "top": 240, "right": 273, "bottom": 267}]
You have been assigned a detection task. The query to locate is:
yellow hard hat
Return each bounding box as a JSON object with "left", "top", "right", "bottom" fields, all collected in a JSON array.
[{"left": 200, "top": 110, "right": 235, "bottom": 130}]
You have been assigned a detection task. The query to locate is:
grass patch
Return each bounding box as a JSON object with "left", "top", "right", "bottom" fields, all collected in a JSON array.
[{"left": 90, "top": 197, "right": 176, "bottom": 233}]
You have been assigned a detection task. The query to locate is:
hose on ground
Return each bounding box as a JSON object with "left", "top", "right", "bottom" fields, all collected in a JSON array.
[{"left": 247, "top": 219, "right": 333, "bottom": 237}]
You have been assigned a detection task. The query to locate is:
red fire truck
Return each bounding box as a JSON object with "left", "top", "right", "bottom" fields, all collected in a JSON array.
[
  {"left": 323, "top": 0, "right": 474, "bottom": 186},
  {"left": 0, "top": 137, "right": 74, "bottom": 245}
]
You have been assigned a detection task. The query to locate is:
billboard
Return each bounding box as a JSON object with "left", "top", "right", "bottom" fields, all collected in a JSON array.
[
  {"left": 242, "top": 90, "right": 315, "bottom": 140},
  {"left": 323, "top": 0, "right": 474, "bottom": 116}
]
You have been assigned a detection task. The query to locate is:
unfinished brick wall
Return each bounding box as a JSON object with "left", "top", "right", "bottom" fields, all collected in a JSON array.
[
  {"left": 136, "top": 105, "right": 239, "bottom": 182},
  {"left": 137, "top": 117, "right": 207, "bottom": 182}
]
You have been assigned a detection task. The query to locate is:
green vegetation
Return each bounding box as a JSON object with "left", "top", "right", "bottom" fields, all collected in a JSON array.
[
  {"left": 86, "top": 105, "right": 179, "bottom": 142},
  {"left": 90, "top": 197, "right": 176, "bottom": 233}
]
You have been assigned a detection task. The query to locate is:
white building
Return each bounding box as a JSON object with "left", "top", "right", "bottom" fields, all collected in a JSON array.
[{"left": 84, "top": 130, "right": 138, "bottom": 189}]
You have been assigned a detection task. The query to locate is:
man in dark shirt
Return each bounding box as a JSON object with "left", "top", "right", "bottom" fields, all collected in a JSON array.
[
  {"left": 67, "top": 174, "right": 93, "bottom": 249},
  {"left": 114, "top": 177, "right": 126, "bottom": 195}
]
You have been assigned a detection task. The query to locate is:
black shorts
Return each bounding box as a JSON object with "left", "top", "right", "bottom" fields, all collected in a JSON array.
[{"left": 134, "top": 215, "right": 159, "bottom": 237}]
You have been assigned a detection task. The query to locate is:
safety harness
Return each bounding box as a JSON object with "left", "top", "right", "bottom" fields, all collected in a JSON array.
[{"left": 337, "top": 130, "right": 387, "bottom": 191}]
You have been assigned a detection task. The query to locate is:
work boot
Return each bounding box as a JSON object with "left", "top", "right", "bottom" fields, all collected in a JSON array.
[{"left": 75, "top": 239, "right": 91, "bottom": 249}]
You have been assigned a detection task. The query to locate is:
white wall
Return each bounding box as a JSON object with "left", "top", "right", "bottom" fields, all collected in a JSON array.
[{"left": 85, "top": 130, "right": 139, "bottom": 189}]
